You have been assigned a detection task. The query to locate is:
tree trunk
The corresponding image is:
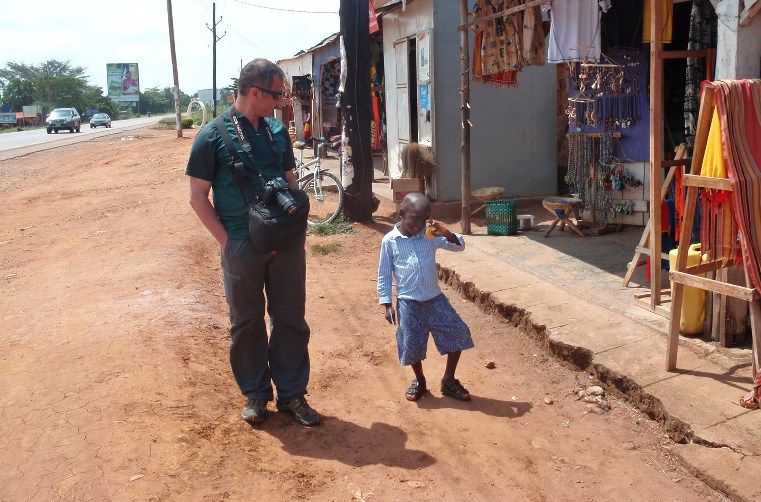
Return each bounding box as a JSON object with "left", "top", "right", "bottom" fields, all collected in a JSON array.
[{"left": 340, "top": 0, "right": 375, "bottom": 221}]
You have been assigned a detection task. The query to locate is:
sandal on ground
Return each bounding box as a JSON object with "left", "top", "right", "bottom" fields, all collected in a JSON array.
[
  {"left": 441, "top": 378, "right": 471, "bottom": 401},
  {"left": 405, "top": 378, "right": 427, "bottom": 401}
]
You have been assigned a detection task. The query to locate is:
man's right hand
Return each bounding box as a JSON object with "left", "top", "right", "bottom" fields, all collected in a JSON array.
[
  {"left": 383, "top": 304, "right": 396, "bottom": 325},
  {"left": 219, "top": 234, "right": 228, "bottom": 253}
]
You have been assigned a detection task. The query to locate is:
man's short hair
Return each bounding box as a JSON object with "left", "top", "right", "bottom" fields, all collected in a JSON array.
[{"left": 238, "top": 59, "right": 285, "bottom": 96}]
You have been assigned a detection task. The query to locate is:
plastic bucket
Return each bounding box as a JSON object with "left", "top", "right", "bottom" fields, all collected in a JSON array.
[{"left": 668, "top": 243, "right": 708, "bottom": 335}]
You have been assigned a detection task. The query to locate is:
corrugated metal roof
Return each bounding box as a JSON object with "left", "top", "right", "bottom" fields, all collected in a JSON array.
[{"left": 279, "top": 32, "right": 340, "bottom": 64}]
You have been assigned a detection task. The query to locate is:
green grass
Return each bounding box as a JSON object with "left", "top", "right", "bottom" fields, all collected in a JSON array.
[
  {"left": 309, "top": 217, "right": 354, "bottom": 236},
  {"left": 310, "top": 242, "right": 343, "bottom": 255}
]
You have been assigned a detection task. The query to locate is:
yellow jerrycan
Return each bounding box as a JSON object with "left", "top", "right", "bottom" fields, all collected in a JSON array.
[{"left": 669, "top": 243, "right": 708, "bottom": 335}]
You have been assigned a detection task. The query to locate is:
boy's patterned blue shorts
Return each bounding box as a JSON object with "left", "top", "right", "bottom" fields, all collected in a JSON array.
[{"left": 395, "top": 293, "right": 474, "bottom": 366}]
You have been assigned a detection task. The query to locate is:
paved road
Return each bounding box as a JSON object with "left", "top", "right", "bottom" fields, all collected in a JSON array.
[{"left": 0, "top": 114, "right": 171, "bottom": 160}]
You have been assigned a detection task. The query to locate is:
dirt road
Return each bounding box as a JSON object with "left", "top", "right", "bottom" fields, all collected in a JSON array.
[{"left": 0, "top": 128, "right": 721, "bottom": 500}]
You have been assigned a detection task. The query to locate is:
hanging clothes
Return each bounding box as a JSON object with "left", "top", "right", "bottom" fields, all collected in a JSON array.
[
  {"left": 713, "top": 80, "right": 761, "bottom": 293},
  {"left": 477, "top": 0, "right": 524, "bottom": 72},
  {"left": 473, "top": 30, "right": 519, "bottom": 87},
  {"left": 699, "top": 108, "right": 731, "bottom": 206},
  {"left": 546, "top": 0, "right": 610, "bottom": 64},
  {"left": 521, "top": 4, "right": 546, "bottom": 65},
  {"left": 683, "top": 0, "right": 717, "bottom": 148},
  {"left": 600, "top": 0, "right": 644, "bottom": 50},
  {"left": 642, "top": 0, "right": 674, "bottom": 43}
]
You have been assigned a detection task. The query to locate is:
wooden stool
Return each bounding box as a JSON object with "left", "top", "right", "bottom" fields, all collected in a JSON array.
[{"left": 542, "top": 197, "right": 585, "bottom": 237}]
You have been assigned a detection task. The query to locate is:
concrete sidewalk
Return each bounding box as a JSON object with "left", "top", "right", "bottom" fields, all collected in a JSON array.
[{"left": 434, "top": 222, "right": 759, "bottom": 500}]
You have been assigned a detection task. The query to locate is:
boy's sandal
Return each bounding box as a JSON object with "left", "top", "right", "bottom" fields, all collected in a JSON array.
[
  {"left": 441, "top": 378, "right": 471, "bottom": 401},
  {"left": 405, "top": 378, "right": 427, "bottom": 401}
]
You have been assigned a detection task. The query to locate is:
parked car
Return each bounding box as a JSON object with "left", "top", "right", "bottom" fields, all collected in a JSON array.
[
  {"left": 90, "top": 113, "right": 112, "bottom": 128},
  {"left": 46, "top": 108, "right": 81, "bottom": 134}
]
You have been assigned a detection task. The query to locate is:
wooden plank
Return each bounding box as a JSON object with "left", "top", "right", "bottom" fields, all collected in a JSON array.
[
  {"left": 661, "top": 157, "right": 692, "bottom": 168},
  {"left": 635, "top": 289, "right": 669, "bottom": 299},
  {"left": 635, "top": 295, "right": 672, "bottom": 318},
  {"left": 659, "top": 49, "right": 711, "bottom": 59},
  {"left": 683, "top": 174, "right": 733, "bottom": 191},
  {"left": 623, "top": 163, "right": 679, "bottom": 288},
  {"left": 686, "top": 257, "right": 734, "bottom": 276},
  {"left": 458, "top": 0, "right": 545, "bottom": 30},
  {"left": 571, "top": 131, "right": 622, "bottom": 138},
  {"left": 635, "top": 245, "right": 670, "bottom": 260},
  {"left": 670, "top": 271, "right": 760, "bottom": 301},
  {"left": 649, "top": 0, "right": 664, "bottom": 309},
  {"left": 714, "top": 269, "right": 729, "bottom": 346},
  {"left": 740, "top": 0, "right": 761, "bottom": 27}
]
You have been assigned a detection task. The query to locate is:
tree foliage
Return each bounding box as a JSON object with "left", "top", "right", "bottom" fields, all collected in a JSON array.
[{"left": 0, "top": 59, "right": 193, "bottom": 121}]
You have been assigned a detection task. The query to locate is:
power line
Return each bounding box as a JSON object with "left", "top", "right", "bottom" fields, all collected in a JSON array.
[{"left": 232, "top": 0, "right": 337, "bottom": 14}]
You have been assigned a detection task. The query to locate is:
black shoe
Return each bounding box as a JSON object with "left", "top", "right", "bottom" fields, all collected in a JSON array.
[
  {"left": 276, "top": 396, "right": 321, "bottom": 426},
  {"left": 241, "top": 399, "right": 268, "bottom": 423}
]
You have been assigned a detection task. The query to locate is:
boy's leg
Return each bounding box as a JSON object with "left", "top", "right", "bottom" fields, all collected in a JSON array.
[
  {"left": 428, "top": 294, "right": 473, "bottom": 401},
  {"left": 443, "top": 351, "right": 461, "bottom": 382},
  {"left": 397, "top": 298, "right": 430, "bottom": 401},
  {"left": 411, "top": 361, "right": 426, "bottom": 382}
]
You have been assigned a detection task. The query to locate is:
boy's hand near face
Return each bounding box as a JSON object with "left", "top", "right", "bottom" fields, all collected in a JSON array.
[{"left": 428, "top": 219, "right": 460, "bottom": 244}]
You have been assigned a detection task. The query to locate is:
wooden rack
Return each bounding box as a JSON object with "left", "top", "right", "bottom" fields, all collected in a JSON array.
[{"left": 666, "top": 83, "right": 761, "bottom": 375}]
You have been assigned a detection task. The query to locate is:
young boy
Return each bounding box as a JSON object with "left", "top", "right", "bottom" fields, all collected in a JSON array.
[{"left": 377, "top": 192, "right": 474, "bottom": 402}]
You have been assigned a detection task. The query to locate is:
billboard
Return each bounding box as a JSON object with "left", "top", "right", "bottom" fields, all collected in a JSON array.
[{"left": 107, "top": 63, "right": 140, "bottom": 102}]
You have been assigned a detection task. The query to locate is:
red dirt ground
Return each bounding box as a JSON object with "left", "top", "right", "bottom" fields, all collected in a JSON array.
[{"left": 0, "top": 127, "right": 722, "bottom": 500}]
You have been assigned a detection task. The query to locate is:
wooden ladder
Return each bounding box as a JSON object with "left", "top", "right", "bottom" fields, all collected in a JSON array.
[{"left": 666, "top": 83, "right": 761, "bottom": 375}]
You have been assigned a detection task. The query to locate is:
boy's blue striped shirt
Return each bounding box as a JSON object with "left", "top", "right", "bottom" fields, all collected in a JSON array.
[{"left": 377, "top": 224, "right": 465, "bottom": 305}]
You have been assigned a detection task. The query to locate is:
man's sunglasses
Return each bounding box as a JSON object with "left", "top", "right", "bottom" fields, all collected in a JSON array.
[{"left": 253, "top": 85, "right": 287, "bottom": 100}]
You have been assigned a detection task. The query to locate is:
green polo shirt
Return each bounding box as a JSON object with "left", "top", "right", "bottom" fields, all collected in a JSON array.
[{"left": 186, "top": 113, "right": 296, "bottom": 240}]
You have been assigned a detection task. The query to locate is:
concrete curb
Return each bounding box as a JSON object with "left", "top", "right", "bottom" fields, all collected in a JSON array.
[{"left": 438, "top": 263, "right": 749, "bottom": 501}]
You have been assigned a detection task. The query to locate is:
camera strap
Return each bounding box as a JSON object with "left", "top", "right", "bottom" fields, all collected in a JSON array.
[{"left": 213, "top": 110, "right": 275, "bottom": 206}]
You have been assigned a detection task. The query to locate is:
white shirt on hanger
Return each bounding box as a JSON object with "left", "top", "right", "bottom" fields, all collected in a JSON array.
[{"left": 546, "top": 0, "right": 611, "bottom": 63}]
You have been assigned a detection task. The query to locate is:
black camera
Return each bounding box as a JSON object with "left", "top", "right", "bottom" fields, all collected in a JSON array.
[{"left": 261, "top": 177, "right": 300, "bottom": 215}]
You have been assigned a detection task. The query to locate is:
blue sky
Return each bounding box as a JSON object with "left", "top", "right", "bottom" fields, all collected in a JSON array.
[{"left": 1, "top": 0, "right": 340, "bottom": 94}]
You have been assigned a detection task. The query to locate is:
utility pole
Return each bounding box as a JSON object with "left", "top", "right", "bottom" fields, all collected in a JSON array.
[
  {"left": 207, "top": 2, "right": 226, "bottom": 118},
  {"left": 458, "top": 0, "right": 471, "bottom": 234},
  {"left": 167, "top": 0, "right": 182, "bottom": 138},
  {"left": 339, "top": 0, "right": 375, "bottom": 221}
]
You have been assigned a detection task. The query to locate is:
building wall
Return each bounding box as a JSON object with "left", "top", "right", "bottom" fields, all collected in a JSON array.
[
  {"left": 278, "top": 54, "right": 313, "bottom": 85},
  {"left": 311, "top": 39, "right": 341, "bottom": 139},
  {"left": 381, "top": 0, "right": 435, "bottom": 178},
  {"left": 382, "top": 0, "right": 557, "bottom": 202}
]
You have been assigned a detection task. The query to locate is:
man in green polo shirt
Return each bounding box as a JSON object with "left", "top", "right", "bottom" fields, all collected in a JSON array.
[{"left": 186, "top": 59, "right": 320, "bottom": 427}]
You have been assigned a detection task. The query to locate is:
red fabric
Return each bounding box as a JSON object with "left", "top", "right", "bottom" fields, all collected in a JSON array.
[{"left": 712, "top": 80, "right": 761, "bottom": 294}]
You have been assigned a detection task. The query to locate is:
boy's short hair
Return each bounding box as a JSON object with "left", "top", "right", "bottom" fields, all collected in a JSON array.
[{"left": 238, "top": 59, "right": 285, "bottom": 96}]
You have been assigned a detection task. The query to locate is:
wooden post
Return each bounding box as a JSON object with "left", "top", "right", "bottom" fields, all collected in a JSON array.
[
  {"left": 458, "top": 0, "right": 472, "bottom": 234},
  {"left": 648, "top": 0, "right": 664, "bottom": 307},
  {"left": 340, "top": 0, "right": 375, "bottom": 221},
  {"left": 667, "top": 86, "right": 715, "bottom": 370},
  {"left": 167, "top": 0, "right": 182, "bottom": 138}
]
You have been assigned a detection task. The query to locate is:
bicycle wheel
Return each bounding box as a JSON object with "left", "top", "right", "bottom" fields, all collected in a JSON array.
[{"left": 299, "top": 171, "right": 344, "bottom": 225}]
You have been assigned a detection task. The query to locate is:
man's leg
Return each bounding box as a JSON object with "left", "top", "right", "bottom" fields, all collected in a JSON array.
[
  {"left": 265, "top": 236, "right": 311, "bottom": 403},
  {"left": 222, "top": 238, "right": 273, "bottom": 401}
]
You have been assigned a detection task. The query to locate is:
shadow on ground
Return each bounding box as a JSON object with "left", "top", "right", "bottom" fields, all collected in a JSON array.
[{"left": 258, "top": 415, "right": 436, "bottom": 469}]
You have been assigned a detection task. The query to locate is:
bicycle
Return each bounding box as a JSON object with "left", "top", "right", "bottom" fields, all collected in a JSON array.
[{"left": 293, "top": 137, "right": 345, "bottom": 225}]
